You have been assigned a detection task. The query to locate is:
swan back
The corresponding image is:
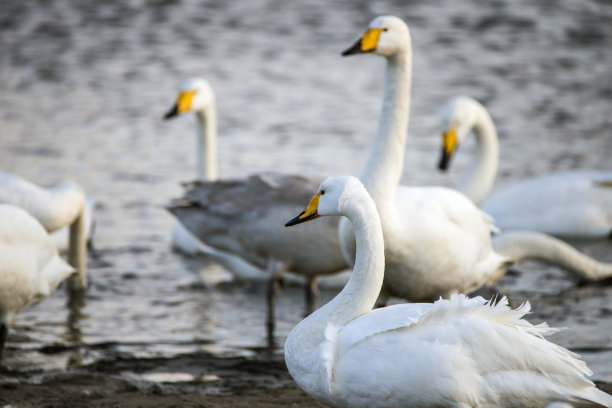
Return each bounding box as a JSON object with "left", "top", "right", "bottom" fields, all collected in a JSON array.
[
  {"left": 0, "top": 204, "right": 74, "bottom": 325},
  {"left": 312, "top": 295, "right": 611, "bottom": 407},
  {"left": 0, "top": 172, "right": 86, "bottom": 233},
  {"left": 167, "top": 172, "right": 347, "bottom": 275}
]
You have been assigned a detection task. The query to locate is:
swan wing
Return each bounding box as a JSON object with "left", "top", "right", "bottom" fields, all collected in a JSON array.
[
  {"left": 167, "top": 172, "right": 346, "bottom": 273},
  {"left": 321, "top": 302, "right": 433, "bottom": 393},
  {"left": 395, "top": 186, "right": 494, "bottom": 240},
  {"left": 324, "top": 295, "right": 609, "bottom": 406},
  {"left": 387, "top": 186, "right": 508, "bottom": 296}
]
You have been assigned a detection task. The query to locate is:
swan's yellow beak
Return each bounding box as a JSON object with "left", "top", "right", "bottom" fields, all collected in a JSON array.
[
  {"left": 285, "top": 191, "right": 322, "bottom": 227},
  {"left": 342, "top": 28, "right": 384, "bottom": 56},
  {"left": 164, "top": 90, "right": 196, "bottom": 119},
  {"left": 438, "top": 127, "right": 458, "bottom": 171}
]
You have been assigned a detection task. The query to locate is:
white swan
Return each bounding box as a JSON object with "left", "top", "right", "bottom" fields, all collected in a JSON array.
[
  {"left": 338, "top": 16, "right": 612, "bottom": 304},
  {"left": 0, "top": 204, "right": 75, "bottom": 361},
  {"left": 338, "top": 16, "right": 511, "bottom": 303},
  {"left": 285, "top": 175, "right": 612, "bottom": 408},
  {"left": 438, "top": 96, "right": 612, "bottom": 239},
  {"left": 0, "top": 172, "right": 88, "bottom": 289}
]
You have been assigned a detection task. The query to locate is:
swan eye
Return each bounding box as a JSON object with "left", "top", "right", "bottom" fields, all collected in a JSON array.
[
  {"left": 383, "top": 28, "right": 388, "bottom": 32},
  {"left": 320, "top": 190, "right": 325, "bottom": 195}
]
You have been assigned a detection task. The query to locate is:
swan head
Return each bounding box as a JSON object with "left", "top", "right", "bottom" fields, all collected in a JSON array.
[
  {"left": 164, "top": 78, "right": 215, "bottom": 119},
  {"left": 285, "top": 176, "right": 364, "bottom": 226},
  {"left": 341, "top": 15, "right": 411, "bottom": 58},
  {"left": 438, "top": 96, "right": 482, "bottom": 171}
]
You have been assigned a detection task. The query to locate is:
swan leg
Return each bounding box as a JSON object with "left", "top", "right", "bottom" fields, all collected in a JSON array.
[
  {"left": 0, "top": 323, "right": 7, "bottom": 362},
  {"left": 266, "top": 261, "right": 289, "bottom": 340},
  {"left": 304, "top": 275, "right": 320, "bottom": 317}
]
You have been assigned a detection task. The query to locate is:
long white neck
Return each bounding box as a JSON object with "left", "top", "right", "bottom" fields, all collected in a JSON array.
[
  {"left": 195, "top": 103, "right": 218, "bottom": 181},
  {"left": 285, "top": 193, "right": 384, "bottom": 357},
  {"left": 456, "top": 106, "right": 498, "bottom": 206},
  {"left": 360, "top": 51, "right": 412, "bottom": 210},
  {"left": 492, "top": 231, "right": 612, "bottom": 282}
]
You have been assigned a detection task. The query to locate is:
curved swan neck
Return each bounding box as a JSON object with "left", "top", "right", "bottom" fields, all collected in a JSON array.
[
  {"left": 67, "top": 210, "right": 87, "bottom": 291},
  {"left": 361, "top": 51, "right": 412, "bottom": 206},
  {"left": 42, "top": 185, "right": 86, "bottom": 232},
  {"left": 492, "top": 231, "right": 612, "bottom": 282},
  {"left": 195, "top": 103, "right": 218, "bottom": 181},
  {"left": 457, "top": 106, "right": 498, "bottom": 206},
  {"left": 285, "top": 193, "right": 384, "bottom": 353}
]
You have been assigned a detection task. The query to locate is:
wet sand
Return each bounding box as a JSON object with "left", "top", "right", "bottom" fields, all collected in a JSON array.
[
  {"left": 0, "top": 351, "right": 327, "bottom": 407},
  {"left": 1, "top": 327, "right": 611, "bottom": 407}
]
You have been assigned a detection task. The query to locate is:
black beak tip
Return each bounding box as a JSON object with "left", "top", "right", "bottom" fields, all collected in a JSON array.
[
  {"left": 341, "top": 39, "right": 363, "bottom": 57},
  {"left": 438, "top": 154, "right": 450, "bottom": 172},
  {"left": 285, "top": 212, "right": 304, "bottom": 227},
  {"left": 164, "top": 104, "right": 179, "bottom": 120},
  {"left": 285, "top": 218, "right": 298, "bottom": 227}
]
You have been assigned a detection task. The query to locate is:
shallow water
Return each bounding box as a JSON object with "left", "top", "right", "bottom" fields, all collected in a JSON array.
[{"left": 0, "top": 0, "right": 611, "bottom": 385}]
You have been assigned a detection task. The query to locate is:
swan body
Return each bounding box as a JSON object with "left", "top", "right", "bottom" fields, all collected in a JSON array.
[
  {"left": 338, "top": 16, "right": 510, "bottom": 302},
  {"left": 285, "top": 176, "right": 612, "bottom": 408},
  {"left": 168, "top": 171, "right": 348, "bottom": 331},
  {"left": 168, "top": 172, "right": 346, "bottom": 277},
  {"left": 438, "top": 96, "right": 612, "bottom": 239},
  {"left": 0, "top": 172, "right": 88, "bottom": 289},
  {"left": 0, "top": 204, "right": 75, "bottom": 360}
]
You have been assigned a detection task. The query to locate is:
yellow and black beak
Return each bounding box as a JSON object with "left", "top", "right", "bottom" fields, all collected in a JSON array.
[
  {"left": 285, "top": 191, "right": 322, "bottom": 227},
  {"left": 438, "top": 127, "right": 459, "bottom": 171},
  {"left": 163, "top": 90, "right": 196, "bottom": 120},
  {"left": 341, "top": 28, "right": 384, "bottom": 56}
]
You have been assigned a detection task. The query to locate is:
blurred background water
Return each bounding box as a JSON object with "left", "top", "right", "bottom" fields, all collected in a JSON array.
[{"left": 0, "top": 0, "right": 611, "bottom": 382}]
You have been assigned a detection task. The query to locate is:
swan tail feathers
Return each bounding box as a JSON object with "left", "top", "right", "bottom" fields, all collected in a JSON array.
[
  {"left": 492, "top": 230, "right": 612, "bottom": 282},
  {"left": 428, "top": 295, "right": 561, "bottom": 338},
  {"left": 36, "top": 254, "right": 75, "bottom": 302},
  {"left": 481, "top": 210, "right": 500, "bottom": 234}
]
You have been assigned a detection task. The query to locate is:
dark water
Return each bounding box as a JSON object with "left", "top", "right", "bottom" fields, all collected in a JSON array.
[{"left": 0, "top": 0, "right": 611, "bottom": 383}]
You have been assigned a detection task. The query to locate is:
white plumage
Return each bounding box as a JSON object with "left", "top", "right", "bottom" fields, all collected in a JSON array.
[
  {"left": 285, "top": 175, "right": 612, "bottom": 408},
  {"left": 0, "top": 171, "right": 90, "bottom": 288},
  {"left": 0, "top": 204, "right": 75, "bottom": 360},
  {"left": 438, "top": 96, "right": 612, "bottom": 239}
]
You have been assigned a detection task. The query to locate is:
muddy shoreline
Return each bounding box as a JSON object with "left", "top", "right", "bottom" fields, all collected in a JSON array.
[
  {"left": 0, "top": 350, "right": 329, "bottom": 408},
  {"left": 1, "top": 350, "right": 611, "bottom": 407}
]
